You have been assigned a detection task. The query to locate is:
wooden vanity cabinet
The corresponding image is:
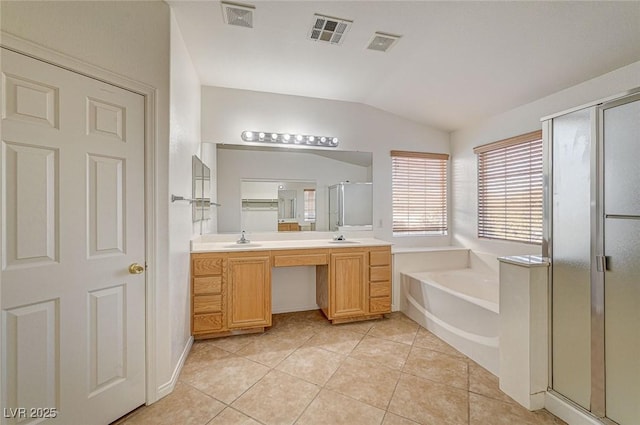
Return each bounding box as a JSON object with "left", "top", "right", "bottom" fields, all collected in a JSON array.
[
  {"left": 278, "top": 222, "right": 300, "bottom": 231},
  {"left": 317, "top": 245, "right": 392, "bottom": 323},
  {"left": 191, "top": 244, "right": 392, "bottom": 337},
  {"left": 227, "top": 253, "right": 271, "bottom": 329},
  {"left": 191, "top": 254, "right": 225, "bottom": 337},
  {"left": 191, "top": 252, "right": 271, "bottom": 338},
  {"left": 368, "top": 247, "right": 392, "bottom": 314},
  {"left": 329, "top": 250, "right": 368, "bottom": 319}
]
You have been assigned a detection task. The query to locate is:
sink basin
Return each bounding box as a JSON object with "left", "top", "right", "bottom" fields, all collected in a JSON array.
[
  {"left": 222, "top": 243, "right": 262, "bottom": 249},
  {"left": 328, "top": 240, "right": 360, "bottom": 244}
]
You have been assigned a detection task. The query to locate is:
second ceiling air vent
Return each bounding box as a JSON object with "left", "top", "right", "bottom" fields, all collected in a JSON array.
[
  {"left": 308, "top": 14, "right": 352, "bottom": 45},
  {"left": 367, "top": 32, "right": 401, "bottom": 52},
  {"left": 221, "top": 1, "right": 255, "bottom": 28}
]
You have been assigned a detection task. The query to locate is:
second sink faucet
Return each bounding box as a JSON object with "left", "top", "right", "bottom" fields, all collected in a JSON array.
[{"left": 237, "top": 230, "right": 250, "bottom": 244}]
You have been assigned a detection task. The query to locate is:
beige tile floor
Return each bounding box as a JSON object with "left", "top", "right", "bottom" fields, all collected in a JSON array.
[{"left": 115, "top": 311, "right": 566, "bottom": 425}]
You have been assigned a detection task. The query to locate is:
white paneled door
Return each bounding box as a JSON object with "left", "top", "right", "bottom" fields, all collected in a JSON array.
[{"left": 1, "top": 48, "right": 146, "bottom": 424}]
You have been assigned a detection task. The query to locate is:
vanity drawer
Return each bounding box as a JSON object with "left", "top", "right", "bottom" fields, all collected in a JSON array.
[
  {"left": 369, "top": 296, "right": 391, "bottom": 314},
  {"left": 370, "top": 266, "right": 391, "bottom": 282},
  {"left": 273, "top": 252, "right": 328, "bottom": 267},
  {"left": 370, "top": 250, "right": 391, "bottom": 266},
  {"left": 370, "top": 281, "right": 391, "bottom": 298},
  {"left": 193, "top": 276, "right": 222, "bottom": 294},
  {"left": 193, "top": 295, "right": 222, "bottom": 314},
  {"left": 193, "top": 313, "right": 223, "bottom": 333},
  {"left": 193, "top": 257, "right": 224, "bottom": 276}
]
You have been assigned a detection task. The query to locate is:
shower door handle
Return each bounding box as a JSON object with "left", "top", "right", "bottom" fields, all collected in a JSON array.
[{"left": 596, "top": 256, "right": 610, "bottom": 272}]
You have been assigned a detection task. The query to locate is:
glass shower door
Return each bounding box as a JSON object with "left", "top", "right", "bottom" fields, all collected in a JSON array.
[
  {"left": 602, "top": 96, "right": 640, "bottom": 424},
  {"left": 550, "top": 108, "right": 593, "bottom": 410}
]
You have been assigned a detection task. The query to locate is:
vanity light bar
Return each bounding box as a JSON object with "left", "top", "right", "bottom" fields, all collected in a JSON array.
[{"left": 241, "top": 131, "right": 339, "bottom": 147}]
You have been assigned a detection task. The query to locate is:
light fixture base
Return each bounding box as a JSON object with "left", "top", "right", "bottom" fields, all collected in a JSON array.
[{"left": 241, "top": 131, "right": 339, "bottom": 148}]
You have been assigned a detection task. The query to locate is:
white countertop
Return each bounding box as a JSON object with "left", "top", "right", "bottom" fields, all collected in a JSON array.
[{"left": 191, "top": 237, "right": 392, "bottom": 253}]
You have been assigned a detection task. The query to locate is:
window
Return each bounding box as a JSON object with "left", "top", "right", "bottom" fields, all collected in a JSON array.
[
  {"left": 303, "top": 189, "right": 316, "bottom": 221},
  {"left": 474, "top": 130, "right": 543, "bottom": 244},
  {"left": 391, "top": 150, "right": 449, "bottom": 235}
]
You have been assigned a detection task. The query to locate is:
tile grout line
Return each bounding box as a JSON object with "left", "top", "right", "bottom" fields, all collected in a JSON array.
[
  {"left": 228, "top": 323, "right": 322, "bottom": 425},
  {"left": 163, "top": 311, "right": 564, "bottom": 425},
  {"left": 467, "top": 357, "right": 472, "bottom": 425}
]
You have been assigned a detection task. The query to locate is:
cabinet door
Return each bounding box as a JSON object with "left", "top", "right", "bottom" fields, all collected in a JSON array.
[
  {"left": 227, "top": 255, "right": 272, "bottom": 329},
  {"left": 330, "top": 251, "right": 367, "bottom": 318}
]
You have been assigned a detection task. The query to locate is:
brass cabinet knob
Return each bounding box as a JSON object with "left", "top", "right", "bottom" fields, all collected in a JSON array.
[{"left": 129, "top": 263, "right": 145, "bottom": 274}]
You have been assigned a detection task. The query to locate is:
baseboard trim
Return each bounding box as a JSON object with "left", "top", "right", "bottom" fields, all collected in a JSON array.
[
  {"left": 156, "top": 336, "right": 193, "bottom": 400},
  {"left": 545, "top": 391, "right": 604, "bottom": 425}
]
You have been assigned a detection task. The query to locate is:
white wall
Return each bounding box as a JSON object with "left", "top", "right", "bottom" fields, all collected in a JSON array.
[
  {"left": 217, "top": 148, "right": 371, "bottom": 233},
  {"left": 450, "top": 60, "right": 640, "bottom": 259},
  {"left": 201, "top": 85, "right": 451, "bottom": 247},
  {"left": 169, "top": 10, "right": 201, "bottom": 386},
  {"left": 1, "top": 0, "right": 177, "bottom": 400}
]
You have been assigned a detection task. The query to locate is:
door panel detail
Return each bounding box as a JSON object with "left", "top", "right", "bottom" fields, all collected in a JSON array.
[
  {"left": 88, "top": 285, "right": 126, "bottom": 397},
  {"left": 86, "top": 98, "right": 125, "bottom": 142},
  {"left": 2, "top": 299, "right": 59, "bottom": 422},
  {"left": 2, "top": 73, "right": 59, "bottom": 128},
  {"left": 87, "top": 155, "right": 124, "bottom": 257},
  {"left": 2, "top": 141, "right": 58, "bottom": 270}
]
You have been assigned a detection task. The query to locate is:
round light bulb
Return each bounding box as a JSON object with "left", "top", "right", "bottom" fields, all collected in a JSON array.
[
  {"left": 295, "top": 134, "right": 303, "bottom": 143},
  {"left": 331, "top": 137, "right": 339, "bottom": 145},
  {"left": 308, "top": 136, "right": 315, "bottom": 142},
  {"left": 283, "top": 134, "right": 291, "bottom": 141},
  {"left": 271, "top": 133, "right": 278, "bottom": 140},
  {"left": 243, "top": 131, "right": 254, "bottom": 140},
  {"left": 320, "top": 137, "right": 327, "bottom": 144},
  {"left": 259, "top": 132, "right": 265, "bottom": 139}
]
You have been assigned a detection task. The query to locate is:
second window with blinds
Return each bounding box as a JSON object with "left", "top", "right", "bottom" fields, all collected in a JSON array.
[
  {"left": 391, "top": 150, "right": 449, "bottom": 236},
  {"left": 474, "top": 130, "right": 543, "bottom": 244}
]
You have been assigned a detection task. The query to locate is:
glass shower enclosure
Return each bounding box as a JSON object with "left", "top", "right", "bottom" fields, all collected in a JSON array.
[
  {"left": 544, "top": 90, "right": 640, "bottom": 424},
  {"left": 328, "top": 182, "right": 373, "bottom": 231}
]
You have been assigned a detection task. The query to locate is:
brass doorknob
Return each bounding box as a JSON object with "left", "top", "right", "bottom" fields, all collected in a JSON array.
[{"left": 129, "top": 263, "right": 145, "bottom": 274}]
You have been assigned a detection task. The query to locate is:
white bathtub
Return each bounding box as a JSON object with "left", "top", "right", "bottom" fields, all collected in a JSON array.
[{"left": 401, "top": 268, "right": 500, "bottom": 375}]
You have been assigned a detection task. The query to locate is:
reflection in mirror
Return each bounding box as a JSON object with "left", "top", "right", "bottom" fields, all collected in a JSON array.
[
  {"left": 192, "top": 155, "right": 211, "bottom": 222},
  {"left": 215, "top": 144, "right": 373, "bottom": 233},
  {"left": 240, "top": 180, "right": 316, "bottom": 232},
  {"left": 328, "top": 182, "right": 373, "bottom": 231},
  {"left": 278, "top": 190, "right": 297, "bottom": 221}
]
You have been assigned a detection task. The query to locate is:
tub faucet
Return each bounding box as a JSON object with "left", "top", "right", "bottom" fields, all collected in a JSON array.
[{"left": 237, "top": 231, "right": 250, "bottom": 244}]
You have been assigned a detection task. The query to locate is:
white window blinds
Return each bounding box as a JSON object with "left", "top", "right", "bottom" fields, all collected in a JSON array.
[
  {"left": 391, "top": 150, "right": 449, "bottom": 235},
  {"left": 303, "top": 189, "right": 316, "bottom": 221},
  {"left": 474, "top": 130, "right": 543, "bottom": 244}
]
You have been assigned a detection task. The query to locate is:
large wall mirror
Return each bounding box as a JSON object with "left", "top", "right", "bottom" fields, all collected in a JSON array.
[{"left": 215, "top": 144, "right": 373, "bottom": 233}]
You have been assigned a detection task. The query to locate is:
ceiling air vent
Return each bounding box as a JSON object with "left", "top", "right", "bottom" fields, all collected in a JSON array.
[
  {"left": 367, "top": 32, "right": 401, "bottom": 52},
  {"left": 221, "top": 1, "right": 255, "bottom": 28},
  {"left": 308, "top": 14, "right": 352, "bottom": 45}
]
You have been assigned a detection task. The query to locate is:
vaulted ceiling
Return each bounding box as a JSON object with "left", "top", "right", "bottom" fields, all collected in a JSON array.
[{"left": 170, "top": 1, "right": 640, "bottom": 131}]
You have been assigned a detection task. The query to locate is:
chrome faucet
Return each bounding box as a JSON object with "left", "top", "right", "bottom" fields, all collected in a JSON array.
[{"left": 237, "top": 231, "right": 250, "bottom": 244}]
